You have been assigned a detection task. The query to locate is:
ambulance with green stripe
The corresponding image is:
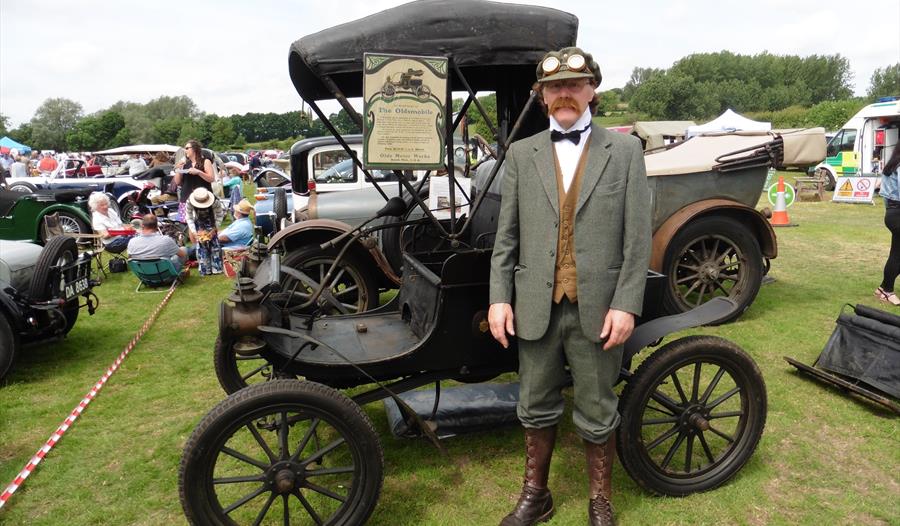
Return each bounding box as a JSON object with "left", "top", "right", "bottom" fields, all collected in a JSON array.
[{"left": 813, "top": 97, "right": 900, "bottom": 190}]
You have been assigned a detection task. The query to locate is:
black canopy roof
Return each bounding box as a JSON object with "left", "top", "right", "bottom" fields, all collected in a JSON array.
[{"left": 288, "top": 0, "right": 578, "bottom": 102}]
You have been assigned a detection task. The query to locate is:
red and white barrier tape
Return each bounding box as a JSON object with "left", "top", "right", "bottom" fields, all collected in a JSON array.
[{"left": 0, "top": 280, "right": 180, "bottom": 509}]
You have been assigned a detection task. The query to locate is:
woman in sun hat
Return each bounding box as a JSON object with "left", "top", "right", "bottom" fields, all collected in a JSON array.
[
  {"left": 174, "top": 139, "right": 215, "bottom": 221},
  {"left": 185, "top": 187, "right": 225, "bottom": 275}
]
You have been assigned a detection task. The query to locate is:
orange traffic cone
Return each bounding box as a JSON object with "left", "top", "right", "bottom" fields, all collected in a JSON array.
[{"left": 769, "top": 176, "right": 796, "bottom": 227}]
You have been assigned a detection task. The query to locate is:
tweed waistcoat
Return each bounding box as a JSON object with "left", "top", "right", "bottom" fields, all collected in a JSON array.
[{"left": 552, "top": 141, "right": 591, "bottom": 303}]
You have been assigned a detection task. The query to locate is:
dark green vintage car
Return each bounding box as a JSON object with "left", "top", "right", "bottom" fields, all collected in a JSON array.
[{"left": 0, "top": 189, "right": 93, "bottom": 244}]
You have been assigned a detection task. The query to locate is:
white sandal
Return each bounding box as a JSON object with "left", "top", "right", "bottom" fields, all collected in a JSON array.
[{"left": 875, "top": 287, "right": 900, "bottom": 306}]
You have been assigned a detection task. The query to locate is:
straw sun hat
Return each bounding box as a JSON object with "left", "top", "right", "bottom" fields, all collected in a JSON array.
[{"left": 189, "top": 187, "right": 216, "bottom": 209}]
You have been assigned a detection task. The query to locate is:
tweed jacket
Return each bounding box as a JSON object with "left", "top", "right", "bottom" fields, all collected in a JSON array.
[{"left": 489, "top": 124, "right": 652, "bottom": 343}]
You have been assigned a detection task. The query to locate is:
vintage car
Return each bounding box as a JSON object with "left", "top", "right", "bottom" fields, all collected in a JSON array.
[
  {"left": 5, "top": 145, "right": 179, "bottom": 217},
  {"left": 0, "top": 236, "right": 99, "bottom": 381},
  {"left": 178, "top": 2, "right": 774, "bottom": 525},
  {"left": 266, "top": 128, "right": 824, "bottom": 325},
  {"left": 0, "top": 188, "right": 93, "bottom": 243},
  {"left": 253, "top": 135, "right": 419, "bottom": 235}
]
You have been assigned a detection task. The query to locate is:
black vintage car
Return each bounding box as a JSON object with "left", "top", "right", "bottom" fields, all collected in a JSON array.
[
  {"left": 178, "top": 2, "right": 769, "bottom": 524},
  {"left": 0, "top": 237, "right": 99, "bottom": 381}
]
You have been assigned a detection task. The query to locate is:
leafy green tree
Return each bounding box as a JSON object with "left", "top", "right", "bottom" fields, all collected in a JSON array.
[
  {"left": 9, "top": 123, "right": 33, "bottom": 147},
  {"left": 144, "top": 95, "right": 201, "bottom": 121},
  {"left": 0, "top": 113, "right": 9, "bottom": 136},
  {"left": 630, "top": 73, "right": 718, "bottom": 120},
  {"left": 805, "top": 99, "right": 867, "bottom": 130},
  {"left": 596, "top": 90, "right": 621, "bottom": 115},
  {"left": 30, "top": 97, "right": 83, "bottom": 150},
  {"left": 108, "top": 100, "right": 154, "bottom": 143},
  {"left": 760, "top": 81, "right": 811, "bottom": 111},
  {"left": 797, "top": 54, "right": 853, "bottom": 102},
  {"left": 177, "top": 121, "right": 201, "bottom": 147},
  {"left": 462, "top": 93, "right": 497, "bottom": 141},
  {"left": 622, "top": 67, "right": 664, "bottom": 101},
  {"left": 867, "top": 64, "right": 900, "bottom": 101},
  {"left": 66, "top": 111, "right": 126, "bottom": 151},
  {"left": 151, "top": 117, "right": 190, "bottom": 145},
  {"left": 209, "top": 117, "right": 238, "bottom": 150},
  {"left": 663, "top": 51, "right": 851, "bottom": 110},
  {"left": 708, "top": 78, "right": 764, "bottom": 113},
  {"left": 330, "top": 109, "right": 361, "bottom": 135},
  {"left": 108, "top": 96, "right": 200, "bottom": 144}
]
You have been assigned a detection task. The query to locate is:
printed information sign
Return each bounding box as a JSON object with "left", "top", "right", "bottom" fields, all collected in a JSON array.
[
  {"left": 363, "top": 53, "right": 448, "bottom": 170},
  {"left": 832, "top": 176, "right": 878, "bottom": 204}
]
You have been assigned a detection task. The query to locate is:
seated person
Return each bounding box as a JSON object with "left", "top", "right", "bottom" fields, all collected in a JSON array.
[
  {"left": 127, "top": 214, "right": 187, "bottom": 272},
  {"left": 89, "top": 192, "right": 130, "bottom": 254},
  {"left": 219, "top": 199, "right": 255, "bottom": 249}
]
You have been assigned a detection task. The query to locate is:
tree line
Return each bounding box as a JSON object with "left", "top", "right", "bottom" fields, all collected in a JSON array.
[
  {"left": 0, "top": 95, "right": 362, "bottom": 153},
  {"left": 601, "top": 52, "right": 898, "bottom": 125},
  {"left": 1, "top": 52, "right": 896, "bottom": 152}
]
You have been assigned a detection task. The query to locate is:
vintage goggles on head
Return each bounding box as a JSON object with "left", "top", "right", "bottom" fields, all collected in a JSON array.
[{"left": 541, "top": 53, "right": 587, "bottom": 76}]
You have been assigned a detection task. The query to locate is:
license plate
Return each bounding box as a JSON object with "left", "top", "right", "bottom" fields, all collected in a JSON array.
[{"left": 64, "top": 276, "right": 90, "bottom": 300}]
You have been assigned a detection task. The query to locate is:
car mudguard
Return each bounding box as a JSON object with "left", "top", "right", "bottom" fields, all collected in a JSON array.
[
  {"left": 649, "top": 199, "right": 776, "bottom": 272},
  {"left": 268, "top": 219, "right": 401, "bottom": 286},
  {"left": 624, "top": 297, "right": 738, "bottom": 363}
]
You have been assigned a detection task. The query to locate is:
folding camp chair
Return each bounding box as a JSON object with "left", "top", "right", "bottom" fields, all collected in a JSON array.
[{"left": 128, "top": 258, "right": 184, "bottom": 293}]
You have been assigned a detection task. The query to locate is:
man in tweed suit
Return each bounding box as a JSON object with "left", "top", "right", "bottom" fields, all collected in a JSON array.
[{"left": 489, "top": 47, "right": 651, "bottom": 526}]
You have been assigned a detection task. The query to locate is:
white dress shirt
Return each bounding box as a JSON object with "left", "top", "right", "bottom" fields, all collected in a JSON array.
[{"left": 549, "top": 108, "right": 593, "bottom": 193}]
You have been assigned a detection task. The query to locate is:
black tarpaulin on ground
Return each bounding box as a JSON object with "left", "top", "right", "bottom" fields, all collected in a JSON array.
[
  {"left": 817, "top": 304, "right": 900, "bottom": 399},
  {"left": 383, "top": 382, "right": 520, "bottom": 439}
]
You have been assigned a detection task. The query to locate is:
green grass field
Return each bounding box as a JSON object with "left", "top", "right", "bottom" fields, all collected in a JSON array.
[{"left": 1, "top": 182, "right": 897, "bottom": 525}]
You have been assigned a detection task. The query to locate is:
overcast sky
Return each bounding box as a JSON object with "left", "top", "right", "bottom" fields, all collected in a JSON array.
[{"left": 1, "top": 0, "right": 897, "bottom": 128}]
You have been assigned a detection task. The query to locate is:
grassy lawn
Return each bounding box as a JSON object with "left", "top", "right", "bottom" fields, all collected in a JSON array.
[{"left": 1, "top": 179, "right": 898, "bottom": 525}]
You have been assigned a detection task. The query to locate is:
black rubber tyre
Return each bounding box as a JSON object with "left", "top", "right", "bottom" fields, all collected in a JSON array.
[
  {"left": 617, "top": 335, "right": 767, "bottom": 496},
  {"left": 0, "top": 313, "right": 19, "bottom": 382},
  {"left": 273, "top": 187, "right": 287, "bottom": 234},
  {"left": 30, "top": 236, "right": 78, "bottom": 301},
  {"left": 62, "top": 304, "right": 80, "bottom": 335},
  {"left": 179, "top": 379, "right": 383, "bottom": 526},
  {"left": 662, "top": 216, "right": 763, "bottom": 324},
  {"left": 281, "top": 245, "right": 378, "bottom": 315},
  {"left": 214, "top": 335, "right": 293, "bottom": 395},
  {"left": 119, "top": 200, "right": 140, "bottom": 223},
  {"left": 8, "top": 181, "right": 36, "bottom": 193}
]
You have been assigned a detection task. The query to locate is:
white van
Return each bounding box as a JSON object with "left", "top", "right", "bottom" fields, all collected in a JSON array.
[{"left": 814, "top": 97, "right": 900, "bottom": 189}]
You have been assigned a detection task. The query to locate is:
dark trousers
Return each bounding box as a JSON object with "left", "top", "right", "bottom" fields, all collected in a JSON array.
[
  {"left": 105, "top": 236, "right": 130, "bottom": 254},
  {"left": 881, "top": 200, "right": 900, "bottom": 292}
]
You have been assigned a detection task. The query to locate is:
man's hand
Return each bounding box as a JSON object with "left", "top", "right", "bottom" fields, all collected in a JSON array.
[
  {"left": 488, "top": 303, "right": 516, "bottom": 349},
  {"left": 600, "top": 308, "right": 634, "bottom": 351}
]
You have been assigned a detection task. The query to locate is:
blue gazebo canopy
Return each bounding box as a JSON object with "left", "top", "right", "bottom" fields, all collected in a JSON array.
[{"left": 0, "top": 136, "right": 31, "bottom": 154}]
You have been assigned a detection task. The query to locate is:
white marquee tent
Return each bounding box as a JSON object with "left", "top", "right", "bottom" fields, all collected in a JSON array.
[{"left": 686, "top": 109, "right": 771, "bottom": 137}]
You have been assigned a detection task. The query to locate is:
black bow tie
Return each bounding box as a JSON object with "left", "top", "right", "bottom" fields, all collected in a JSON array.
[{"left": 550, "top": 125, "right": 591, "bottom": 145}]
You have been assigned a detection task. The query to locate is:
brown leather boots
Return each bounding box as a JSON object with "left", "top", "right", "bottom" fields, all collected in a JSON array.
[
  {"left": 585, "top": 435, "right": 616, "bottom": 526},
  {"left": 500, "top": 426, "right": 557, "bottom": 526},
  {"left": 500, "top": 428, "right": 617, "bottom": 526}
]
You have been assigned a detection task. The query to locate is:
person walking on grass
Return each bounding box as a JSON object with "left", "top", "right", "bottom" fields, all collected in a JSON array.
[
  {"left": 876, "top": 144, "right": 900, "bottom": 306},
  {"left": 489, "top": 47, "right": 651, "bottom": 526}
]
